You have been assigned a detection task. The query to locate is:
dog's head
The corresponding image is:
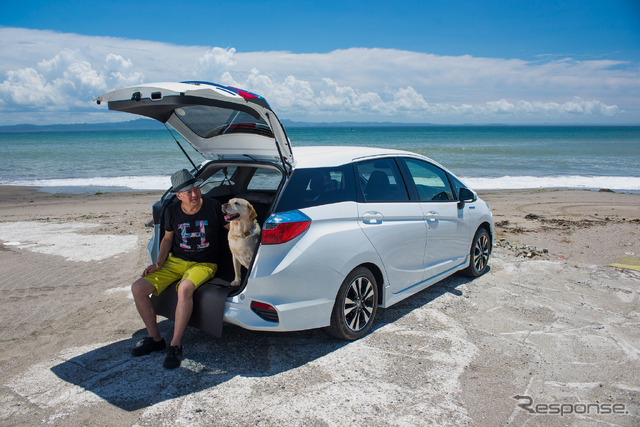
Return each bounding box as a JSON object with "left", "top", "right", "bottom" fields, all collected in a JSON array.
[{"left": 222, "top": 198, "right": 257, "bottom": 223}]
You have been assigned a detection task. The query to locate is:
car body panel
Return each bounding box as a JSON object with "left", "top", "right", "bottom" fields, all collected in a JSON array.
[
  {"left": 420, "top": 200, "right": 471, "bottom": 278},
  {"left": 236, "top": 201, "right": 387, "bottom": 330},
  {"left": 356, "top": 202, "right": 428, "bottom": 294}
]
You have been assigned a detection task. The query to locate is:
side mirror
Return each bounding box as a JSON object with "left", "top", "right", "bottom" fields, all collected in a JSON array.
[{"left": 457, "top": 188, "right": 477, "bottom": 209}]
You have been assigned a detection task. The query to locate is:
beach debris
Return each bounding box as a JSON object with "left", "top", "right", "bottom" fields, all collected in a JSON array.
[
  {"left": 502, "top": 213, "right": 639, "bottom": 233},
  {"left": 495, "top": 220, "right": 526, "bottom": 234},
  {"left": 496, "top": 238, "right": 550, "bottom": 259},
  {"left": 609, "top": 254, "right": 640, "bottom": 272}
]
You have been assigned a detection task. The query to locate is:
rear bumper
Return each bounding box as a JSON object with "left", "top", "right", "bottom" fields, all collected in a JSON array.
[{"left": 222, "top": 247, "right": 343, "bottom": 331}]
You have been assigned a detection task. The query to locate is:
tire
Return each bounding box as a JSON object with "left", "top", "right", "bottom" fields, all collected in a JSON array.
[
  {"left": 326, "top": 267, "right": 378, "bottom": 341},
  {"left": 463, "top": 227, "right": 491, "bottom": 277}
]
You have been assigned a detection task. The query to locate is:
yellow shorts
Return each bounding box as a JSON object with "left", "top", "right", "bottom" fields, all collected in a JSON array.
[{"left": 143, "top": 253, "right": 218, "bottom": 295}]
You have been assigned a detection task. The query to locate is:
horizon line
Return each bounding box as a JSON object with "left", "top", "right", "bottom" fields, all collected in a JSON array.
[{"left": 1, "top": 119, "right": 639, "bottom": 133}]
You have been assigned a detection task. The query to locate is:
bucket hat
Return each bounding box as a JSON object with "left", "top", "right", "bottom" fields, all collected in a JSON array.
[{"left": 170, "top": 169, "right": 203, "bottom": 194}]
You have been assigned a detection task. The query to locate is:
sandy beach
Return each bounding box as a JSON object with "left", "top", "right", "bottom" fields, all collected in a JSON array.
[{"left": 0, "top": 186, "right": 638, "bottom": 426}]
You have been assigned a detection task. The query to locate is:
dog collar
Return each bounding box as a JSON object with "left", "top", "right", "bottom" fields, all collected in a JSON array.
[{"left": 233, "top": 224, "right": 256, "bottom": 239}]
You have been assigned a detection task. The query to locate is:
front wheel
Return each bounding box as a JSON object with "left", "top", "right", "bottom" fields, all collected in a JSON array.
[
  {"left": 463, "top": 228, "right": 491, "bottom": 277},
  {"left": 326, "top": 267, "right": 378, "bottom": 341}
]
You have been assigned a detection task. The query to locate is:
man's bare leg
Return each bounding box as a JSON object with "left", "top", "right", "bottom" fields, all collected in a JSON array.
[
  {"left": 131, "top": 278, "right": 162, "bottom": 341},
  {"left": 171, "top": 279, "right": 195, "bottom": 347}
]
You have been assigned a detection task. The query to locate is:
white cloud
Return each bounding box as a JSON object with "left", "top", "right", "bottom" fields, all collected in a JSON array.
[
  {"left": 197, "top": 47, "right": 237, "bottom": 75},
  {"left": 0, "top": 68, "right": 49, "bottom": 106},
  {"left": 0, "top": 47, "right": 145, "bottom": 115},
  {"left": 390, "top": 87, "right": 430, "bottom": 113},
  {"left": 0, "top": 27, "right": 638, "bottom": 125},
  {"left": 469, "top": 98, "right": 621, "bottom": 118}
]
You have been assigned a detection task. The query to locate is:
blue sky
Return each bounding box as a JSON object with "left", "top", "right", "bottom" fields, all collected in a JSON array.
[{"left": 1, "top": 0, "right": 639, "bottom": 125}]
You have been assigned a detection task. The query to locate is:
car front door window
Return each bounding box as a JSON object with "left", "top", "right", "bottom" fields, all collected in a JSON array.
[
  {"left": 403, "top": 158, "right": 454, "bottom": 201},
  {"left": 402, "top": 158, "right": 470, "bottom": 279}
]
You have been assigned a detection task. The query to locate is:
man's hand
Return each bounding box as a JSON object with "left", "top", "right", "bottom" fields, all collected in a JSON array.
[{"left": 142, "top": 263, "right": 161, "bottom": 277}]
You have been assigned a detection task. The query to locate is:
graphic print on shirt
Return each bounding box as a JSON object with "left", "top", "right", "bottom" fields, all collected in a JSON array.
[{"left": 177, "top": 220, "right": 210, "bottom": 250}]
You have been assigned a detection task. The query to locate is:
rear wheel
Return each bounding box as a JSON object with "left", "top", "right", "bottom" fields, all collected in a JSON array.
[
  {"left": 326, "top": 267, "right": 378, "bottom": 341},
  {"left": 463, "top": 228, "right": 491, "bottom": 277}
]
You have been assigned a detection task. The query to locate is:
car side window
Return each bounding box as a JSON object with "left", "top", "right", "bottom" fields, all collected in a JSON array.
[
  {"left": 275, "top": 165, "right": 356, "bottom": 212},
  {"left": 403, "top": 158, "right": 455, "bottom": 201},
  {"left": 448, "top": 174, "right": 467, "bottom": 200},
  {"left": 355, "top": 158, "right": 409, "bottom": 202}
]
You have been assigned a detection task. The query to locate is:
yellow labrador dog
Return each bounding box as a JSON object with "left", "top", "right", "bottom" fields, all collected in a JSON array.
[{"left": 222, "top": 198, "right": 261, "bottom": 286}]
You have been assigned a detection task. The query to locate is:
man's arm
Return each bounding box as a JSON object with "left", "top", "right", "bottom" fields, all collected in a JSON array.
[{"left": 142, "top": 231, "right": 174, "bottom": 277}]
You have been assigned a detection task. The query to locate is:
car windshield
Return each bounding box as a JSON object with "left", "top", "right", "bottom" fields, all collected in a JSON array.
[{"left": 175, "top": 105, "right": 274, "bottom": 139}]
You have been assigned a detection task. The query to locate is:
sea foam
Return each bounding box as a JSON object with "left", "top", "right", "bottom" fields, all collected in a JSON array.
[
  {"left": 6, "top": 175, "right": 171, "bottom": 191},
  {"left": 463, "top": 175, "right": 640, "bottom": 191},
  {"left": 4, "top": 174, "right": 640, "bottom": 193}
]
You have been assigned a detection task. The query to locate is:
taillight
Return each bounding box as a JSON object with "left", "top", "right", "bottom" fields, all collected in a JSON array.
[{"left": 261, "top": 211, "right": 311, "bottom": 245}]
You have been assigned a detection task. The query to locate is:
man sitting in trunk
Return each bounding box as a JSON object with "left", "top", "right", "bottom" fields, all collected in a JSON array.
[{"left": 130, "top": 169, "right": 226, "bottom": 369}]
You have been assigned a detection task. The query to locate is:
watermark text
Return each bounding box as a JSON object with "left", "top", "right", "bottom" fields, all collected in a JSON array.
[{"left": 513, "top": 395, "right": 628, "bottom": 417}]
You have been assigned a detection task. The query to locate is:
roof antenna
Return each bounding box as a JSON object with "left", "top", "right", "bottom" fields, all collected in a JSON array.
[{"left": 163, "top": 123, "right": 197, "bottom": 170}]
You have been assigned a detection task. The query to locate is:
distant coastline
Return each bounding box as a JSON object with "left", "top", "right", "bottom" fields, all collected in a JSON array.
[
  {"left": 0, "top": 119, "right": 165, "bottom": 133},
  {"left": 1, "top": 118, "right": 639, "bottom": 133}
]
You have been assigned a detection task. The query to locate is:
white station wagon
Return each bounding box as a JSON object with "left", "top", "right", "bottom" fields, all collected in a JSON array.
[{"left": 96, "top": 81, "right": 493, "bottom": 340}]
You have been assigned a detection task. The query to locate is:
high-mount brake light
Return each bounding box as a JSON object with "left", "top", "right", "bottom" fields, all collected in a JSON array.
[{"left": 261, "top": 211, "right": 312, "bottom": 245}]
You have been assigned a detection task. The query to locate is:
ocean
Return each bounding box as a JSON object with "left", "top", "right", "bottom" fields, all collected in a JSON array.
[{"left": 1, "top": 126, "right": 639, "bottom": 193}]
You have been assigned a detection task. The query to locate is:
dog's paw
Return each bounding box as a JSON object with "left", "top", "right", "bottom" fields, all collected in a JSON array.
[{"left": 230, "top": 279, "right": 240, "bottom": 287}]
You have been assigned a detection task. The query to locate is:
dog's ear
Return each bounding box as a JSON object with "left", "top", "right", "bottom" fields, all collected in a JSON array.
[{"left": 248, "top": 202, "right": 258, "bottom": 221}]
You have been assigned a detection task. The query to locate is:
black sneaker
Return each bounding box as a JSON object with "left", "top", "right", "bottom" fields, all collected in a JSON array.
[
  {"left": 131, "top": 337, "right": 166, "bottom": 357},
  {"left": 163, "top": 345, "right": 183, "bottom": 369}
]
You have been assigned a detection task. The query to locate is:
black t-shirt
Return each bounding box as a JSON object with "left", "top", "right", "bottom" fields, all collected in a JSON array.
[{"left": 164, "top": 197, "right": 225, "bottom": 264}]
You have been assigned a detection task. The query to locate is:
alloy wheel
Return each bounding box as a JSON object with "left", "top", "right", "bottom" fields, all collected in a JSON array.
[
  {"left": 473, "top": 232, "right": 490, "bottom": 272},
  {"left": 343, "top": 276, "right": 376, "bottom": 332}
]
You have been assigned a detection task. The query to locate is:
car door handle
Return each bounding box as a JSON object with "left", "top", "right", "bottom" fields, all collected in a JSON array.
[
  {"left": 425, "top": 212, "right": 439, "bottom": 222},
  {"left": 362, "top": 211, "right": 384, "bottom": 224}
]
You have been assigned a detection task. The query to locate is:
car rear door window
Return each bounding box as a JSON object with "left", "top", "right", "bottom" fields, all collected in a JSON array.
[
  {"left": 402, "top": 158, "right": 455, "bottom": 201},
  {"left": 275, "top": 165, "right": 356, "bottom": 212},
  {"left": 355, "top": 158, "right": 409, "bottom": 202}
]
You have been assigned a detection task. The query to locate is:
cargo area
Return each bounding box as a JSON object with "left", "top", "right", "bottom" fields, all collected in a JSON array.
[{"left": 150, "top": 162, "right": 285, "bottom": 335}]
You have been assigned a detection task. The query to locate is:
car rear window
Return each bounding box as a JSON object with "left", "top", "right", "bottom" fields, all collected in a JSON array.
[
  {"left": 175, "top": 105, "right": 274, "bottom": 138},
  {"left": 275, "top": 165, "right": 356, "bottom": 212}
]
